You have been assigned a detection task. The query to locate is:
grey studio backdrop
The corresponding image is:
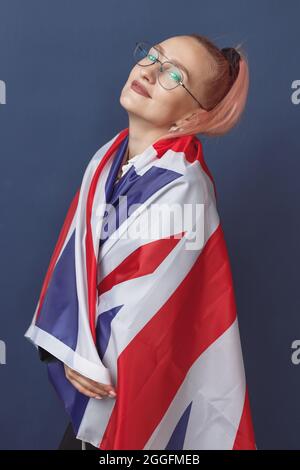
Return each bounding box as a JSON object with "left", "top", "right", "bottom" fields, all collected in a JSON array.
[{"left": 0, "top": 0, "right": 299, "bottom": 450}]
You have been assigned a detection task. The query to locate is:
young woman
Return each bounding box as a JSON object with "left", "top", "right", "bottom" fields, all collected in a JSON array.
[{"left": 26, "top": 33, "right": 255, "bottom": 450}]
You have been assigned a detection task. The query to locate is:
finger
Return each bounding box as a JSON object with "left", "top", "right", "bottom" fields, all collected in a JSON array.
[
  {"left": 64, "top": 364, "right": 116, "bottom": 397},
  {"left": 68, "top": 376, "right": 106, "bottom": 399},
  {"left": 70, "top": 374, "right": 109, "bottom": 396},
  {"left": 68, "top": 368, "right": 117, "bottom": 395},
  {"left": 64, "top": 366, "right": 107, "bottom": 397},
  {"left": 100, "top": 384, "right": 117, "bottom": 395}
]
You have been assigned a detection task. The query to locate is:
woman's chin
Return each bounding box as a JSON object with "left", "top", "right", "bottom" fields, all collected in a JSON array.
[{"left": 119, "top": 92, "right": 146, "bottom": 113}]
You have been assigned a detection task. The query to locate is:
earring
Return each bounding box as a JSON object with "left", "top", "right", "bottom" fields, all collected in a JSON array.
[{"left": 169, "top": 125, "right": 180, "bottom": 132}]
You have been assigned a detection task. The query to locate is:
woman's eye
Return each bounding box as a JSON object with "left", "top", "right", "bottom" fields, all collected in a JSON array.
[
  {"left": 169, "top": 71, "right": 181, "bottom": 83},
  {"left": 148, "top": 54, "right": 157, "bottom": 62}
]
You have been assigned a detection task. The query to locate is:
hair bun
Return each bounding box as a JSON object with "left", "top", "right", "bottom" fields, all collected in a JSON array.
[{"left": 221, "top": 47, "right": 241, "bottom": 81}]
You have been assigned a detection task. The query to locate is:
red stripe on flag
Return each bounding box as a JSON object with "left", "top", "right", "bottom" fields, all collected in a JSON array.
[
  {"left": 99, "top": 224, "right": 238, "bottom": 449},
  {"left": 97, "top": 233, "right": 184, "bottom": 295},
  {"left": 153, "top": 134, "right": 217, "bottom": 201},
  {"left": 85, "top": 129, "right": 129, "bottom": 342},
  {"left": 36, "top": 189, "right": 80, "bottom": 320},
  {"left": 233, "top": 386, "right": 256, "bottom": 449}
]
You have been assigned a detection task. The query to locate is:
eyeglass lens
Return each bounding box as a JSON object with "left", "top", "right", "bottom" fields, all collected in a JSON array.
[{"left": 133, "top": 42, "right": 183, "bottom": 90}]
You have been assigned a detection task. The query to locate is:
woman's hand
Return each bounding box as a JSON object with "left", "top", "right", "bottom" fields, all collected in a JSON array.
[{"left": 64, "top": 364, "right": 117, "bottom": 399}]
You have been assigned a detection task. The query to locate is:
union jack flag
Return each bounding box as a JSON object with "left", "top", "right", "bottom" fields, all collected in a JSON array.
[{"left": 25, "top": 127, "right": 256, "bottom": 450}]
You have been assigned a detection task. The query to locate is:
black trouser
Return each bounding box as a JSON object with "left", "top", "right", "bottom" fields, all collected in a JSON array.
[{"left": 58, "top": 422, "right": 100, "bottom": 450}]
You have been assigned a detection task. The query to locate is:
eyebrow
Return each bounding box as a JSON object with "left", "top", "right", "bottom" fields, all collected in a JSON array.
[{"left": 153, "top": 43, "right": 190, "bottom": 80}]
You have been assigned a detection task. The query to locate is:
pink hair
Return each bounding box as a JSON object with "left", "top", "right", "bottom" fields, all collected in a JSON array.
[{"left": 160, "top": 33, "right": 250, "bottom": 139}]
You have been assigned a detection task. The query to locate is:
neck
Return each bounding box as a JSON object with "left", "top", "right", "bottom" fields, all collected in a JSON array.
[{"left": 126, "top": 114, "right": 171, "bottom": 160}]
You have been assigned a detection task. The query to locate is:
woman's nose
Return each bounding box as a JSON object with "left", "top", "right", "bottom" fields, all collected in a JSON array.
[{"left": 140, "top": 64, "right": 159, "bottom": 83}]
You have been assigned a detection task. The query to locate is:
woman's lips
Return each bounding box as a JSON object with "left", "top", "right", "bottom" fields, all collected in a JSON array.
[{"left": 130, "top": 80, "right": 151, "bottom": 98}]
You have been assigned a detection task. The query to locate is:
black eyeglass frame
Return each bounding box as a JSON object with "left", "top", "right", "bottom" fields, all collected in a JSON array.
[{"left": 133, "top": 40, "right": 208, "bottom": 111}]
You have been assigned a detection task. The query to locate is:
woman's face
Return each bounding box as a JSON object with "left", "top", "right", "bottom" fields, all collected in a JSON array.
[{"left": 120, "top": 35, "right": 211, "bottom": 131}]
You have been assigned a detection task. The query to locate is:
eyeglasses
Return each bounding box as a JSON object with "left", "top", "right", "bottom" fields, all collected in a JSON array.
[{"left": 133, "top": 41, "right": 207, "bottom": 111}]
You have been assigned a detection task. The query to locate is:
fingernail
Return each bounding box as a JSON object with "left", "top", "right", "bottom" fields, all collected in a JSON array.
[
  {"left": 108, "top": 391, "right": 117, "bottom": 397},
  {"left": 95, "top": 395, "right": 103, "bottom": 399}
]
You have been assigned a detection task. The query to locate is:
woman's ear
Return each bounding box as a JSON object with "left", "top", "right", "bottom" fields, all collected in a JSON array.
[
  {"left": 184, "top": 112, "right": 198, "bottom": 123},
  {"left": 170, "top": 112, "right": 198, "bottom": 131},
  {"left": 168, "top": 111, "right": 199, "bottom": 132}
]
